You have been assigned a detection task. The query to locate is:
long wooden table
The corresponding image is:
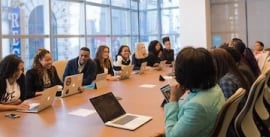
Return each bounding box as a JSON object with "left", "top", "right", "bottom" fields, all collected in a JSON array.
[{"left": 0, "top": 68, "right": 174, "bottom": 137}]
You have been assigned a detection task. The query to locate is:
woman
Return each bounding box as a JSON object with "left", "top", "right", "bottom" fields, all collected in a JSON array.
[
  {"left": 0, "top": 55, "right": 29, "bottom": 111},
  {"left": 164, "top": 47, "right": 225, "bottom": 137},
  {"left": 25, "top": 49, "right": 62, "bottom": 99},
  {"left": 162, "top": 36, "right": 174, "bottom": 64},
  {"left": 94, "top": 45, "right": 117, "bottom": 81},
  {"left": 147, "top": 40, "right": 163, "bottom": 67},
  {"left": 114, "top": 45, "right": 131, "bottom": 71},
  {"left": 132, "top": 42, "right": 148, "bottom": 70},
  {"left": 210, "top": 48, "right": 249, "bottom": 99}
]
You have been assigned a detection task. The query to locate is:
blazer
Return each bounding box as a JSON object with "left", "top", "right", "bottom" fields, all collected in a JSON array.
[
  {"left": 164, "top": 84, "right": 225, "bottom": 137},
  {"left": 131, "top": 54, "right": 147, "bottom": 70},
  {"left": 63, "top": 57, "right": 97, "bottom": 85},
  {"left": 162, "top": 49, "right": 174, "bottom": 64},
  {"left": 25, "top": 66, "right": 62, "bottom": 99},
  {"left": 0, "top": 75, "right": 26, "bottom": 101},
  {"left": 146, "top": 52, "right": 161, "bottom": 66},
  {"left": 94, "top": 59, "right": 114, "bottom": 76}
]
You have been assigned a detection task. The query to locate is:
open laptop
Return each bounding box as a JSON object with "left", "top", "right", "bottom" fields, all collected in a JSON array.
[
  {"left": 61, "top": 73, "right": 83, "bottom": 97},
  {"left": 94, "top": 73, "right": 108, "bottom": 89},
  {"left": 90, "top": 92, "right": 152, "bottom": 130},
  {"left": 17, "top": 86, "right": 58, "bottom": 113},
  {"left": 118, "top": 65, "right": 134, "bottom": 80},
  {"left": 153, "top": 60, "right": 166, "bottom": 71},
  {"left": 137, "top": 62, "right": 147, "bottom": 74}
]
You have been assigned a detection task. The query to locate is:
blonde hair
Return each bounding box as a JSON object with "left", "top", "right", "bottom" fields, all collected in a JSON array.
[{"left": 135, "top": 42, "right": 148, "bottom": 59}]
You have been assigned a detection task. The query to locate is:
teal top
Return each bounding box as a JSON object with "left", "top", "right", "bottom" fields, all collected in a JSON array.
[{"left": 164, "top": 84, "right": 225, "bottom": 137}]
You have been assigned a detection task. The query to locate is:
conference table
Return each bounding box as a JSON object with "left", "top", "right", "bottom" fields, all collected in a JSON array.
[{"left": 0, "top": 67, "right": 175, "bottom": 137}]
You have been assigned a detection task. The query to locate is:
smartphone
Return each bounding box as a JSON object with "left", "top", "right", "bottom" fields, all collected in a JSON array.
[
  {"left": 5, "top": 113, "right": 20, "bottom": 119},
  {"left": 160, "top": 84, "right": 171, "bottom": 103}
]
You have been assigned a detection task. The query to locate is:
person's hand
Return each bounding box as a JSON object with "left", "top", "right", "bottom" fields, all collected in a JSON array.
[
  {"left": 169, "top": 84, "right": 186, "bottom": 102},
  {"left": 16, "top": 102, "right": 30, "bottom": 110},
  {"left": 106, "top": 75, "right": 118, "bottom": 81}
]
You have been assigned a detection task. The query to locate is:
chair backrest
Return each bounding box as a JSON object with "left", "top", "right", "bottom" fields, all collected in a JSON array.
[
  {"left": 208, "top": 88, "right": 246, "bottom": 137},
  {"left": 234, "top": 75, "right": 266, "bottom": 137},
  {"left": 52, "top": 60, "right": 68, "bottom": 82},
  {"left": 255, "top": 68, "right": 270, "bottom": 121}
]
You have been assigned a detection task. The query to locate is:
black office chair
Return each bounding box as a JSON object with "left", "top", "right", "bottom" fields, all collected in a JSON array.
[{"left": 208, "top": 88, "right": 246, "bottom": 137}]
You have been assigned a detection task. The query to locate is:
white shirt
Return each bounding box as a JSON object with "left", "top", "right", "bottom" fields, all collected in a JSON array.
[{"left": 0, "top": 79, "right": 20, "bottom": 104}]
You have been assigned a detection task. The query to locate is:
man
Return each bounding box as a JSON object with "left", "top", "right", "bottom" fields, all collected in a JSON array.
[
  {"left": 162, "top": 36, "right": 174, "bottom": 64},
  {"left": 63, "top": 47, "right": 96, "bottom": 85}
]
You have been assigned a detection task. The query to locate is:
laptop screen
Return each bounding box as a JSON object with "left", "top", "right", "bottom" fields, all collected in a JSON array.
[{"left": 90, "top": 92, "right": 126, "bottom": 123}]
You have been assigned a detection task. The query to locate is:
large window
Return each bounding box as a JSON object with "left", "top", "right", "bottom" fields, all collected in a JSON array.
[{"left": 0, "top": 0, "right": 180, "bottom": 69}]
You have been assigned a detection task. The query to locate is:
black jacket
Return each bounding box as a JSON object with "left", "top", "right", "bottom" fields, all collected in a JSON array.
[
  {"left": 25, "top": 66, "right": 62, "bottom": 99},
  {"left": 94, "top": 59, "right": 114, "bottom": 76}
]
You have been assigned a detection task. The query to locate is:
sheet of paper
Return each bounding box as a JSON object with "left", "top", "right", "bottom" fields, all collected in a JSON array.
[
  {"left": 139, "top": 84, "right": 156, "bottom": 88},
  {"left": 68, "top": 108, "right": 96, "bottom": 117},
  {"left": 162, "top": 76, "right": 173, "bottom": 80}
]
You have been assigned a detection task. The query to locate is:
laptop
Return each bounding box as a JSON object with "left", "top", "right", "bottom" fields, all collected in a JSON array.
[
  {"left": 153, "top": 60, "right": 166, "bottom": 71},
  {"left": 90, "top": 92, "right": 152, "bottom": 130},
  {"left": 61, "top": 73, "right": 83, "bottom": 97},
  {"left": 17, "top": 86, "right": 58, "bottom": 113},
  {"left": 94, "top": 73, "right": 108, "bottom": 89},
  {"left": 118, "top": 65, "right": 134, "bottom": 80}
]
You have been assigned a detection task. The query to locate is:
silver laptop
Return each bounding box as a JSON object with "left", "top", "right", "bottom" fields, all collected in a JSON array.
[
  {"left": 90, "top": 92, "right": 152, "bottom": 130},
  {"left": 61, "top": 73, "right": 83, "bottom": 97},
  {"left": 118, "top": 65, "right": 134, "bottom": 80},
  {"left": 153, "top": 60, "right": 166, "bottom": 71},
  {"left": 94, "top": 73, "right": 108, "bottom": 89},
  {"left": 138, "top": 62, "right": 147, "bottom": 74},
  {"left": 167, "top": 61, "right": 175, "bottom": 76},
  {"left": 18, "top": 86, "right": 58, "bottom": 113}
]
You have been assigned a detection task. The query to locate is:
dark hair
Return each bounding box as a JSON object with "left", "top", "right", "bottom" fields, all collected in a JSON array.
[
  {"left": 80, "top": 47, "right": 90, "bottom": 52},
  {"left": 255, "top": 41, "right": 264, "bottom": 48},
  {"left": 175, "top": 47, "right": 216, "bottom": 90},
  {"left": 116, "top": 45, "right": 130, "bottom": 60},
  {"left": 234, "top": 42, "right": 246, "bottom": 54},
  {"left": 0, "top": 54, "right": 24, "bottom": 79},
  {"left": 230, "top": 38, "right": 243, "bottom": 47},
  {"left": 210, "top": 48, "right": 249, "bottom": 90},
  {"left": 148, "top": 40, "right": 163, "bottom": 56},
  {"left": 162, "top": 36, "right": 170, "bottom": 44},
  {"left": 222, "top": 47, "right": 242, "bottom": 63},
  {"left": 32, "top": 49, "right": 52, "bottom": 77}
]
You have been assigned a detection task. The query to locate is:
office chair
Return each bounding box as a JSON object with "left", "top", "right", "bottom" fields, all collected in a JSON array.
[{"left": 208, "top": 88, "right": 246, "bottom": 137}]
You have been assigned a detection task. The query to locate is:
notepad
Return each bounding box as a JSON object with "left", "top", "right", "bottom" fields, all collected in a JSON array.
[
  {"left": 139, "top": 84, "right": 156, "bottom": 88},
  {"left": 68, "top": 108, "right": 96, "bottom": 117}
]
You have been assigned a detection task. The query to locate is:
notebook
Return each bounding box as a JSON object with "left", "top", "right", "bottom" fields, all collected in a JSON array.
[
  {"left": 61, "top": 73, "right": 83, "bottom": 97},
  {"left": 94, "top": 73, "right": 108, "bottom": 89},
  {"left": 118, "top": 65, "right": 134, "bottom": 80},
  {"left": 90, "top": 92, "right": 152, "bottom": 130},
  {"left": 17, "top": 86, "right": 58, "bottom": 113}
]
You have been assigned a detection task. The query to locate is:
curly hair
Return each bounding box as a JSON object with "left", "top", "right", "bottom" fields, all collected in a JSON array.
[
  {"left": 148, "top": 40, "right": 163, "bottom": 56},
  {"left": 32, "top": 49, "right": 52, "bottom": 77},
  {"left": 0, "top": 54, "right": 23, "bottom": 79}
]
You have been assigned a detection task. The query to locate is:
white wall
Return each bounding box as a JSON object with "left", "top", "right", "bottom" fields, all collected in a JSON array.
[{"left": 179, "top": 0, "right": 211, "bottom": 49}]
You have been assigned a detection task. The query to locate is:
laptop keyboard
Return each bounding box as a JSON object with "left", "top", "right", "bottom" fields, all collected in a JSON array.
[{"left": 113, "top": 115, "right": 137, "bottom": 125}]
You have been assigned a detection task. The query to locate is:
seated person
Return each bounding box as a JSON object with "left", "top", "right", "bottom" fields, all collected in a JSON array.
[
  {"left": 94, "top": 45, "right": 118, "bottom": 81},
  {"left": 146, "top": 40, "right": 163, "bottom": 67},
  {"left": 253, "top": 41, "right": 265, "bottom": 61},
  {"left": 63, "top": 47, "right": 96, "bottom": 86},
  {"left": 210, "top": 48, "right": 249, "bottom": 99},
  {"left": 132, "top": 42, "right": 148, "bottom": 70},
  {"left": 161, "top": 36, "right": 174, "bottom": 64},
  {"left": 25, "top": 49, "right": 62, "bottom": 99},
  {"left": 113, "top": 45, "right": 131, "bottom": 71},
  {"left": 164, "top": 47, "right": 225, "bottom": 137},
  {"left": 0, "top": 55, "right": 29, "bottom": 111}
]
